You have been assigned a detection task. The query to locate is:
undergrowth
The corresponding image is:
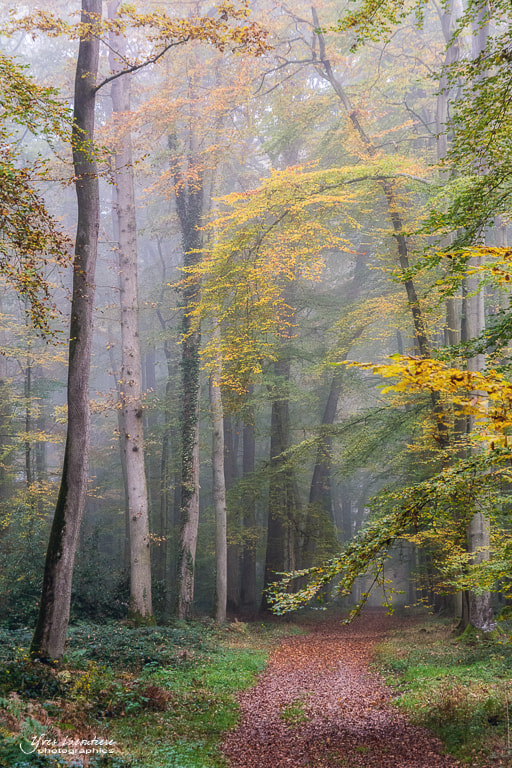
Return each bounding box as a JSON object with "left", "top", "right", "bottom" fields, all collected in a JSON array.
[
  {"left": 0, "top": 619, "right": 301, "bottom": 768},
  {"left": 375, "top": 616, "right": 512, "bottom": 767}
]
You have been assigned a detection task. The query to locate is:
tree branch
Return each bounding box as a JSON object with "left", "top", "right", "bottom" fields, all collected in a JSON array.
[{"left": 94, "top": 37, "right": 190, "bottom": 92}]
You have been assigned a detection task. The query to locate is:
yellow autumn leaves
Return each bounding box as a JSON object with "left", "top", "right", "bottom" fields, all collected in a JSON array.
[{"left": 349, "top": 355, "right": 512, "bottom": 442}]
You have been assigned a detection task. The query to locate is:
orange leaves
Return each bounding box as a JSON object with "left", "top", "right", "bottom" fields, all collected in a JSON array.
[
  {"left": 225, "top": 615, "right": 462, "bottom": 768},
  {"left": 5, "top": 2, "right": 270, "bottom": 61}
]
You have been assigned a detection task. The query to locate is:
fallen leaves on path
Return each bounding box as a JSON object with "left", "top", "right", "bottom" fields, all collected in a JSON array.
[{"left": 223, "top": 611, "right": 462, "bottom": 768}]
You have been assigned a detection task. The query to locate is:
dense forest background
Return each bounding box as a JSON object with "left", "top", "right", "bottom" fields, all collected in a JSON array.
[{"left": 1, "top": 0, "right": 511, "bottom": 647}]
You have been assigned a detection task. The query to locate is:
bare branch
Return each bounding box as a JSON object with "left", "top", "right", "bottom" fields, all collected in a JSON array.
[{"left": 94, "top": 37, "right": 190, "bottom": 92}]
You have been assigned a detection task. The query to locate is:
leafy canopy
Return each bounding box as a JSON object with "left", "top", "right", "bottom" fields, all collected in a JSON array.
[{"left": 186, "top": 158, "right": 427, "bottom": 395}]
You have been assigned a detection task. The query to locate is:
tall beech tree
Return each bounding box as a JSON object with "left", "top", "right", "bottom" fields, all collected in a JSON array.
[
  {"left": 209, "top": 331, "right": 228, "bottom": 623},
  {"left": 108, "top": 0, "right": 153, "bottom": 624},
  {"left": 31, "top": 0, "right": 102, "bottom": 661}
]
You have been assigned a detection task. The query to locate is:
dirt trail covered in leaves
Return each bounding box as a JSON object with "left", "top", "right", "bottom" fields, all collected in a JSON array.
[{"left": 223, "top": 611, "right": 461, "bottom": 768}]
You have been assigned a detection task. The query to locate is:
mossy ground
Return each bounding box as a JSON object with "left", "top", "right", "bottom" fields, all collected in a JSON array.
[
  {"left": 374, "top": 615, "right": 512, "bottom": 766},
  {"left": 0, "top": 619, "right": 303, "bottom": 768}
]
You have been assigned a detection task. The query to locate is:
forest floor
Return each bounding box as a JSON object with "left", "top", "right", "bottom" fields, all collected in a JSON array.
[
  {"left": 1, "top": 611, "right": 511, "bottom": 767},
  {"left": 223, "top": 610, "right": 509, "bottom": 768}
]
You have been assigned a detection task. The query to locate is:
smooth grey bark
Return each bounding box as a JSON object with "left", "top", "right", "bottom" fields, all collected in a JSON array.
[
  {"left": 465, "top": 255, "right": 494, "bottom": 631},
  {"left": 31, "top": 0, "right": 101, "bottom": 661},
  {"left": 209, "top": 337, "right": 227, "bottom": 623},
  {"left": 436, "top": 0, "right": 462, "bottom": 348},
  {"left": 109, "top": 0, "right": 153, "bottom": 622},
  {"left": 34, "top": 368, "right": 48, "bottom": 501},
  {"left": 435, "top": 0, "right": 461, "bottom": 162},
  {"left": 107, "top": 340, "right": 131, "bottom": 574}
]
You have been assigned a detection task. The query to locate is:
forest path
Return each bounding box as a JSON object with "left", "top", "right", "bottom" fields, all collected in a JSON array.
[{"left": 223, "top": 611, "right": 461, "bottom": 768}]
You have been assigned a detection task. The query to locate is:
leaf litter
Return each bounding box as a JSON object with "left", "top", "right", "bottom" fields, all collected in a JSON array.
[{"left": 223, "top": 610, "right": 462, "bottom": 768}]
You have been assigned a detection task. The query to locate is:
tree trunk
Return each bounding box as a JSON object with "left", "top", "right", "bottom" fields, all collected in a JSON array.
[
  {"left": 155, "top": 240, "right": 179, "bottom": 611},
  {"left": 159, "top": 341, "right": 179, "bottom": 611},
  {"left": 24, "top": 343, "right": 33, "bottom": 488},
  {"left": 302, "top": 373, "right": 342, "bottom": 568},
  {"left": 0, "top": 312, "right": 13, "bottom": 507},
  {"left": 224, "top": 414, "right": 241, "bottom": 612},
  {"left": 144, "top": 347, "right": 161, "bottom": 539},
  {"left": 209, "top": 339, "right": 227, "bottom": 623},
  {"left": 171, "top": 136, "right": 204, "bottom": 620},
  {"left": 435, "top": 0, "right": 461, "bottom": 163},
  {"left": 107, "top": 340, "right": 131, "bottom": 575},
  {"left": 178, "top": 331, "right": 200, "bottom": 620},
  {"left": 240, "top": 399, "right": 257, "bottom": 614},
  {"left": 31, "top": 0, "right": 101, "bottom": 661},
  {"left": 109, "top": 0, "right": 153, "bottom": 622},
  {"left": 261, "top": 357, "right": 298, "bottom": 611},
  {"left": 465, "top": 255, "right": 494, "bottom": 631}
]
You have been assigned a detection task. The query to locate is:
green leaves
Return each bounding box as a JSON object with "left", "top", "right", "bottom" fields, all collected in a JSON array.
[{"left": 268, "top": 445, "right": 512, "bottom": 614}]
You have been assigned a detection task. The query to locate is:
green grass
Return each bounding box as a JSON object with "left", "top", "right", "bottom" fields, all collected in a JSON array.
[
  {"left": 374, "top": 617, "right": 512, "bottom": 766},
  {"left": 0, "top": 619, "right": 303, "bottom": 768}
]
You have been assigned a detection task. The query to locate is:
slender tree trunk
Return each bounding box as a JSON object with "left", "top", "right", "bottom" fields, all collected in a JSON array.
[
  {"left": 435, "top": 0, "right": 461, "bottom": 164},
  {"left": 144, "top": 347, "right": 163, "bottom": 565},
  {"left": 261, "top": 356, "right": 298, "bottom": 611},
  {"left": 436, "top": 0, "right": 463, "bottom": 382},
  {"left": 302, "top": 373, "right": 342, "bottom": 568},
  {"left": 155, "top": 241, "right": 179, "bottom": 611},
  {"left": 171, "top": 135, "right": 204, "bottom": 620},
  {"left": 0, "top": 312, "right": 13, "bottom": 507},
  {"left": 34, "top": 368, "right": 47, "bottom": 494},
  {"left": 313, "top": 7, "right": 449, "bottom": 446},
  {"left": 178, "top": 326, "right": 200, "bottom": 620},
  {"left": 240, "top": 402, "right": 257, "bottom": 614},
  {"left": 224, "top": 414, "right": 241, "bottom": 611},
  {"left": 159, "top": 341, "right": 178, "bottom": 609},
  {"left": 24, "top": 343, "right": 32, "bottom": 487},
  {"left": 109, "top": 0, "right": 153, "bottom": 622},
  {"left": 303, "top": 249, "right": 368, "bottom": 567},
  {"left": 107, "top": 341, "right": 131, "bottom": 574},
  {"left": 209, "top": 335, "right": 227, "bottom": 623},
  {"left": 465, "top": 254, "right": 494, "bottom": 630},
  {"left": 31, "top": 0, "right": 101, "bottom": 661}
]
